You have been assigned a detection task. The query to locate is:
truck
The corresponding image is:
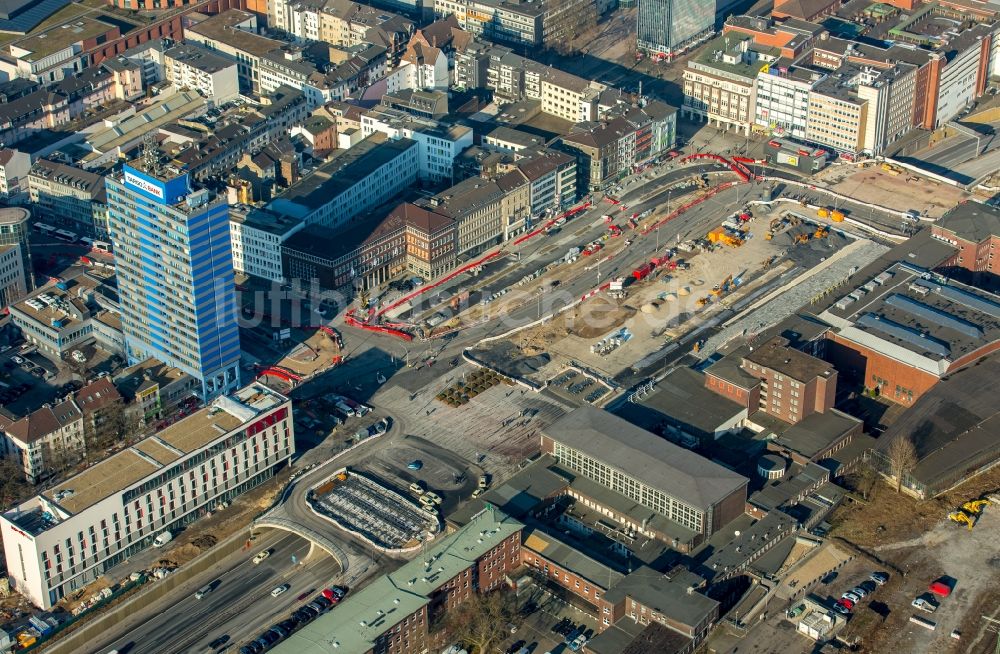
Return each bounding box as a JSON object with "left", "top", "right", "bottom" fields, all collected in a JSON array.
[
  {"left": 632, "top": 263, "right": 654, "bottom": 281},
  {"left": 335, "top": 400, "right": 355, "bottom": 417},
  {"left": 912, "top": 597, "right": 937, "bottom": 613},
  {"left": 153, "top": 531, "right": 173, "bottom": 547}
]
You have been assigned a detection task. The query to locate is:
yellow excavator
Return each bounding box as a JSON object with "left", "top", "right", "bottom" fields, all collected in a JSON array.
[
  {"left": 948, "top": 498, "right": 992, "bottom": 531},
  {"left": 949, "top": 511, "right": 976, "bottom": 530}
]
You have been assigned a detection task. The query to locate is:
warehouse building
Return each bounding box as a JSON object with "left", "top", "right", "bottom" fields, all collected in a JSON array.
[{"left": 818, "top": 261, "right": 1000, "bottom": 406}]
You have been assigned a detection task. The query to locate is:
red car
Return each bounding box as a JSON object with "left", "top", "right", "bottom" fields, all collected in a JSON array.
[{"left": 929, "top": 581, "right": 951, "bottom": 597}]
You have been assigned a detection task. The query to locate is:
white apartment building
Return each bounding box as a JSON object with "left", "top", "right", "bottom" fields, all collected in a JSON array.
[
  {"left": 0, "top": 244, "right": 27, "bottom": 309},
  {"left": 0, "top": 149, "right": 31, "bottom": 203},
  {"left": 539, "top": 74, "right": 602, "bottom": 123},
  {"left": 754, "top": 66, "right": 822, "bottom": 140},
  {"left": 163, "top": 43, "right": 240, "bottom": 104},
  {"left": 229, "top": 207, "right": 306, "bottom": 282},
  {"left": 0, "top": 400, "right": 84, "bottom": 485},
  {"left": 0, "top": 383, "right": 294, "bottom": 609},
  {"left": 269, "top": 133, "right": 419, "bottom": 230},
  {"left": 361, "top": 107, "right": 472, "bottom": 183},
  {"left": 185, "top": 10, "right": 283, "bottom": 94}
]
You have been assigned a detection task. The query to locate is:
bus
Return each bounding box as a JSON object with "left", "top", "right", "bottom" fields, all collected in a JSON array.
[
  {"left": 54, "top": 229, "right": 78, "bottom": 243},
  {"left": 33, "top": 223, "right": 56, "bottom": 235}
]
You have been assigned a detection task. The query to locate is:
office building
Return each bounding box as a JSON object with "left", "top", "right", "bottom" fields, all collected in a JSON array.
[
  {"left": 360, "top": 106, "right": 472, "bottom": 183},
  {"left": 106, "top": 161, "right": 241, "bottom": 402},
  {"left": 185, "top": 10, "right": 283, "bottom": 93},
  {"left": 28, "top": 160, "right": 108, "bottom": 237},
  {"left": 163, "top": 43, "right": 239, "bottom": 104},
  {"left": 0, "top": 242, "right": 27, "bottom": 309},
  {"left": 0, "top": 206, "right": 31, "bottom": 297},
  {"left": 229, "top": 206, "right": 305, "bottom": 282},
  {"left": 541, "top": 407, "right": 748, "bottom": 547},
  {"left": 1, "top": 383, "right": 293, "bottom": 609},
  {"left": 273, "top": 508, "right": 522, "bottom": 654},
  {"left": 9, "top": 274, "right": 123, "bottom": 358},
  {"left": 0, "top": 149, "right": 31, "bottom": 203},
  {"left": 268, "top": 133, "right": 418, "bottom": 230},
  {"left": 637, "top": 0, "right": 736, "bottom": 57}
]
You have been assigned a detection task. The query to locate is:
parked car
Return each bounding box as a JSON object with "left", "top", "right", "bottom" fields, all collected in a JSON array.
[
  {"left": 850, "top": 587, "right": 868, "bottom": 599},
  {"left": 208, "top": 635, "right": 230, "bottom": 649},
  {"left": 912, "top": 597, "right": 937, "bottom": 613},
  {"left": 841, "top": 591, "right": 861, "bottom": 604},
  {"left": 870, "top": 572, "right": 890, "bottom": 586}
]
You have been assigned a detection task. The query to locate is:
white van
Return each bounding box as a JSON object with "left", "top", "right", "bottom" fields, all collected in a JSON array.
[{"left": 153, "top": 531, "right": 172, "bottom": 547}]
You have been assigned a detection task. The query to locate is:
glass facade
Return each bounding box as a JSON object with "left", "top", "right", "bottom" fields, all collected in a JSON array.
[
  {"left": 637, "top": 0, "right": 715, "bottom": 55},
  {"left": 107, "top": 166, "right": 241, "bottom": 401},
  {"left": 553, "top": 441, "right": 704, "bottom": 532}
]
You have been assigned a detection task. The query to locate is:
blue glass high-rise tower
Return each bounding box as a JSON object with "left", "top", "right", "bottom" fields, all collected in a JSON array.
[{"left": 106, "top": 162, "right": 242, "bottom": 401}]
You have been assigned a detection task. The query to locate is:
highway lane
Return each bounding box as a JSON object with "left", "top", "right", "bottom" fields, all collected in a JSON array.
[{"left": 97, "top": 532, "right": 340, "bottom": 654}]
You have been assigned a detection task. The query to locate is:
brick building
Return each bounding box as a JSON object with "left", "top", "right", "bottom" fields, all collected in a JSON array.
[
  {"left": 817, "top": 261, "right": 1000, "bottom": 406},
  {"left": 931, "top": 201, "right": 1000, "bottom": 278},
  {"left": 274, "top": 508, "right": 523, "bottom": 654}
]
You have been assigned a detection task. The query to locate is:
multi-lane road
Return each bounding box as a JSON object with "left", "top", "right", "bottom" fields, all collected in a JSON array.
[{"left": 97, "top": 532, "right": 340, "bottom": 654}]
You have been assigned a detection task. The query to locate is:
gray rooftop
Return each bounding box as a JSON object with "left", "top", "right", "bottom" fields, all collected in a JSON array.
[
  {"left": 545, "top": 407, "right": 748, "bottom": 512},
  {"left": 935, "top": 200, "right": 1000, "bottom": 243},
  {"left": 699, "top": 511, "right": 798, "bottom": 580},
  {"left": 769, "top": 409, "right": 861, "bottom": 460},
  {"left": 522, "top": 526, "right": 625, "bottom": 589},
  {"left": 269, "top": 133, "right": 416, "bottom": 217},
  {"left": 877, "top": 354, "right": 1000, "bottom": 489},
  {"left": 164, "top": 42, "right": 236, "bottom": 74},
  {"left": 604, "top": 566, "right": 718, "bottom": 629},
  {"left": 621, "top": 366, "right": 746, "bottom": 436},
  {"left": 818, "top": 262, "right": 1000, "bottom": 373}
]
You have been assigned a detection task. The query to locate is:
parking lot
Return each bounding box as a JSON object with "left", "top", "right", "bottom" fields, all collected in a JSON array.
[
  {"left": 544, "top": 369, "right": 612, "bottom": 406},
  {"left": 501, "top": 581, "right": 602, "bottom": 654},
  {"left": 311, "top": 471, "right": 438, "bottom": 550}
]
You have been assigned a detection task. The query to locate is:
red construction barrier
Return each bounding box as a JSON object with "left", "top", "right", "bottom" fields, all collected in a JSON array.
[
  {"left": 642, "top": 182, "right": 738, "bottom": 235},
  {"left": 256, "top": 366, "right": 303, "bottom": 383},
  {"left": 680, "top": 153, "right": 750, "bottom": 182},
  {"left": 344, "top": 312, "right": 414, "bottom": 341}
]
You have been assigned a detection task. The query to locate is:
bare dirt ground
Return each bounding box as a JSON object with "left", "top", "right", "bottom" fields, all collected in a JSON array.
[
  {"left": 813, "top": 165, "right": 971, "bottom": 218},
  {"left": 829, "top": 465, "right": 1000, "bottom": 653},
  {"left": 277, "top": 328, "right": 343, "bottom": 377}
]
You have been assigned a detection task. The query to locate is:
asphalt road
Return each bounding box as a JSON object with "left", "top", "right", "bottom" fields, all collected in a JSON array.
[{"left": 97, "top": 532, "right": 340, "bottom": 654}]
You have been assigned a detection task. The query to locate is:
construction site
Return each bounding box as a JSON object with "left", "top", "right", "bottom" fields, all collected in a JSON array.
[{"left": 470, "top": 199, "right": 866, "bottom": 386}]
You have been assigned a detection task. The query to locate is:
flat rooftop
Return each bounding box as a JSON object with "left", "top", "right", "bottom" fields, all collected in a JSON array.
[
  {"left": 164, "top": 42, "right": 236, "bottom": 74},
  {"left": 769, "top": 409, "right": 860, "bottom": 460},
  {"left": 10, "top": 276, "right": 99, "bottom": 332},
  {"left": 269, "top": 133, "right": 416, "bottom": 218},
  {"left": 744, "top": 336, "right": 835, "bottom": 383},
  {"left": 187, "top": 10, "right": 283, "bottom": 58},
  {"left": 9, "top": 17, "right": 114, "bottom": 63},
  {"left": 275, "top": 508, "right": 523, "bottom": 654},
  {"left": 36, "top": 383, "right": 287, "bottom": 518},
  {"left": 818, "top": 262, "right": 1000, "bottom": 374},
  {"left": 230, "top": 206, "right": 303, "bottom": 238},
  {"left": 617, "top": 366, "right": 746, "bottom": 436},
  {"left": 544, "top": 407, "right": 748, "bottom": 512}
]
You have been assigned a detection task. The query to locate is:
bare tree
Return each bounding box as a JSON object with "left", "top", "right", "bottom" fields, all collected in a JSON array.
[
  {"left": 88, "top": 401, "right": 143, "bottom": 452},
  {"left": 887, "top": 435, "right": 918, "bottom": 493},
  {"left": 0, "top": 458, "right": 32, "bottom": 506},
  {"left": 443, "top": 590, "right": 518, "bottom": 654}
]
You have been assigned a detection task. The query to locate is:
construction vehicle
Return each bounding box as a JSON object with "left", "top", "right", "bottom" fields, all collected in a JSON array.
[
  {"left": 817, "top": 207, "right": 830, "bottom": 218},
  {"left": 707, "top": 227, "right": 744, "bottom": 247},
  {"left": 695, "top": 175, "right": 708, "bottom": 189},
  {"left": 831, "top": 209, "right": 845, "bottom": 222},
  {"left": 696, "top": 296, "right": 710, "bottom": 307},
  {"left": 814, "top": 225, "right": 829, "bottom": 239},
  {"left": 948, "top": 511, "right": 976, "bottom": 530},
  {"left": 962, "top": 499, "right": 991, "bottom": 514},
  {"left": 881, "top": 162, "right": 903, "bottom": 176},
  {"left": 794, "top": 233, "right": 811, "bottom": 244},
  {"left": 711, "top": 274, "right": 734, "bottom": 297}
]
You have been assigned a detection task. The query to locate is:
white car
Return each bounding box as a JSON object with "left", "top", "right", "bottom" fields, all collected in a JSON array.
[
  {"left": 253, "top": 550, "right": 271, "bottom": 564},
  {"left": 912, "top": 597, "right": 937, "bottom": 613},
  {"left": 271, "top": 584, "right": 290, "bottom": 598},
  {"left": 11, "top": 355, "right": 23, "bottom": 365}
]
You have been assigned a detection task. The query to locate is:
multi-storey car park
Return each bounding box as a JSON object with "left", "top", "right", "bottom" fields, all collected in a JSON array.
[{"left": 0, "top": 382, "right": 293, "bottom": 609}]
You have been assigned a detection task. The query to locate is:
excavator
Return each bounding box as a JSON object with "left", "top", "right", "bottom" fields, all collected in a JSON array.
[
  {"left": 947, "top": 498, "right": 992, "bottom": 531},
  {"left": 948, "top": 511, "right": 975, "bottom": 530}
]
